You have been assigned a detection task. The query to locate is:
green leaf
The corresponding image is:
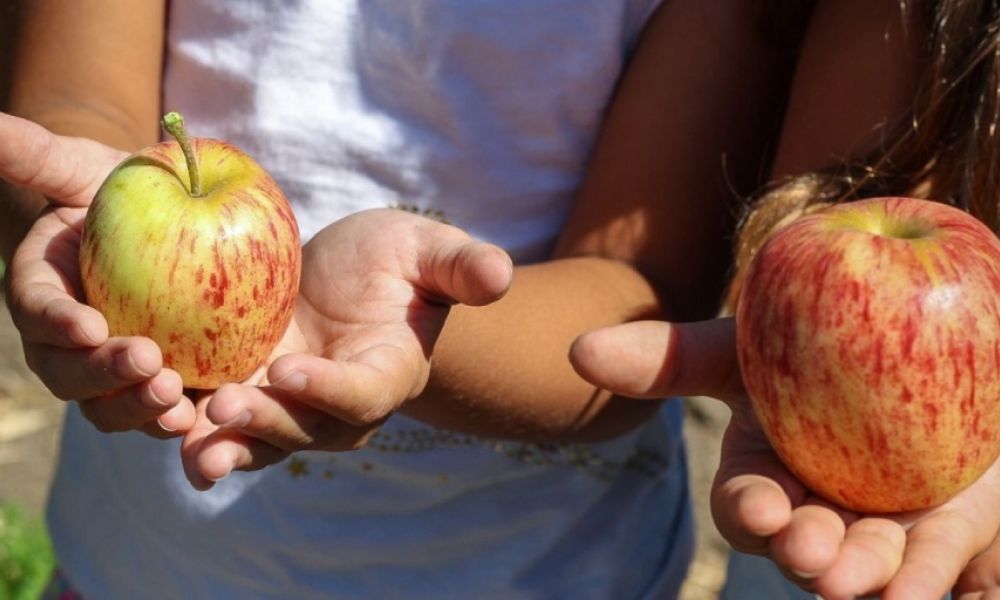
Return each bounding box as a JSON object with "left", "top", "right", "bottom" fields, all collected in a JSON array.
[{"left": 0, "top": 503, "right": 55, "bottom": 600}]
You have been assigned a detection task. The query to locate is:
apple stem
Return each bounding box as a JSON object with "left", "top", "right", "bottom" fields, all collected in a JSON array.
[{"left": 161, "top": 112, "right": 202, "bottom": 197}]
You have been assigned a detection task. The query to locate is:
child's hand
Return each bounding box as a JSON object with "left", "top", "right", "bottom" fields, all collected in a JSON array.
[
  {"left": 570, "top": 318, "right": 1000, "bottom": 600},
  {"left": 0, "top": 113, "right": 195, "bottom": 437},
  {"left": 180, "top": 208, "right": 513, "bottom": 489}
]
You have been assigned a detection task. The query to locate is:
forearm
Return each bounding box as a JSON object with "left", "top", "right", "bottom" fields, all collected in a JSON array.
[
  {"left": 1, "top": 1, "right": 165, "bottom": 263},
  {"left": 9, "top": 1, "right": 165, "bottom": 148},
  {"left": 404, "top": 256, "right": 665, "bottom": 442}
]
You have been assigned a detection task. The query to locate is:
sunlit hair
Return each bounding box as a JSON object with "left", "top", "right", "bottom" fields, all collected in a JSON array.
[{"left": 726, "top": 0, "right": 1000, "bottom": 312}]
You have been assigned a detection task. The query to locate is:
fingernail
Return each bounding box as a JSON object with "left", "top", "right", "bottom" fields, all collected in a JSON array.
[
  {"left": 74, "top": 321, "right": 103, "bottom": 347},
  {"left": 219, "top": 410, "right": 251, "bottom": 429},
  {"left": 157, "top": 418, "right": 176, "bottom": 433},
  {"left": 272, "top": 371, "right": 307, "bottom": 393},
  {"left": 791, "top": 569, "right": 818, "bottom": 580},
  {"left": 143, "top": 383, "right": 172, "bottom": 409},
  {"left": 114, "top": 349, "right": 153, "bottom": 379}
]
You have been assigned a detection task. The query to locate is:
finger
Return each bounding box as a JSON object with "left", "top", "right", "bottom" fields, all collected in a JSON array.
[
  {"left": 24, "top": 337, "right": 163, "bottom": 400},
  {"left": 712, "top": 472, "right": 795, "bottom": 555},
  {"left": 814, "top": 518, "right": 906, "bottom": 600},
  {"left": 11, "top": 293, "right": 108, "bottom": 348},
  {"left": 180, "top": 397, "right": 229, "bottom": 491},
  {"left": 883, "top": 512, "right": 983, "bottom": 600},
  {"left": 205, "top": 383, "right": 379, "bottom": 452},
  {"left": 180, "top": 397, "right": 288, "bottom": 489},
  {"left": 769, "top": 501, "right": 849, "bottom": 579},
  {"left": 7, "top": 267, "right": 109, "bottom": 348},
  {"left": 191, "top": 428, "right": 289, "bottom": 484},
  {"left": 140, "top": 396, "right": 198, "bottom": 438},
  {"left": 0, "top": 112, "right": 125, "bottom": 206},
  {"left": 6, "top": 212, "right": 109, "bottom": 347},
  {"left": 76, "top": 369, "right": 184, "bottom": 433},
  {"left": 569, "top": 318, "right": 744, "bottom": 402},
  {"left": 266, "top": 348, "right": 421, "bottom": 426},
  {"left": 414, "top": 219, "right": 513, "bottom": 306}
]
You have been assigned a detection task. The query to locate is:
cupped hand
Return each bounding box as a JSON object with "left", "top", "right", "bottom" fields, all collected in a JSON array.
[
  {"left": 181, "top": 208, "right": 513, "bottom": 489},
  {"left": 1, "top": 113, "right": 195, "bottom": 436},
  {"left": 570, "top": 317, "right": 1000, "bottom": 600}
]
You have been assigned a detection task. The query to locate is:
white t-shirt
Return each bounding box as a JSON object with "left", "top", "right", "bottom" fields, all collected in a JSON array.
[{"left": 47, "top": 1, "right": 694, "bottom": 598}]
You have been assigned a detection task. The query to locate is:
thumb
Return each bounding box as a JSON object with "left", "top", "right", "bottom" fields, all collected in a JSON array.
[
  {"left": 0, "top": 112, "right": 126, "bottom": 206},
  {"left": 417, "top": 226, "right": 513, "bottom": 307},
  {"left": 569, "top": 317, "right": 745, "bottom": 402}
]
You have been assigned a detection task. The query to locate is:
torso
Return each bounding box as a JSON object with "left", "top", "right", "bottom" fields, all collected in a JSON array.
[{"left": 47, "top": 2, "right": 695, "bottom": 598}]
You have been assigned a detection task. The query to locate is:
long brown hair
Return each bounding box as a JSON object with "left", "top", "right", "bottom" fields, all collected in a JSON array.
[{"left": 727, "top": 0, "right": 1000, "bottom": 310}]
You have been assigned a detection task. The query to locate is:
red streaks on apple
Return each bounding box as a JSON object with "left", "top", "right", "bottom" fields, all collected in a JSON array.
[{"left": 737, "top": 197, "right": 1000, "bottom": 512}]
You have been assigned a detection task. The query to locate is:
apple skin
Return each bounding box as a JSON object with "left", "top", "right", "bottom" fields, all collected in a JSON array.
[
  {"left": 80, "top": 137, "right": 301, "bottom": 389},
  {"left": 736, "top": 197, "right": 1000, "bottom": 513}
]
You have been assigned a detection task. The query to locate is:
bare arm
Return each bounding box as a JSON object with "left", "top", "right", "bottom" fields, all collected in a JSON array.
[
  {"left": 0, "top": 0, "right": 165, "bottom": 262},
  {"left": 769, "top": 0, "right": 922, "bottom": 178}
]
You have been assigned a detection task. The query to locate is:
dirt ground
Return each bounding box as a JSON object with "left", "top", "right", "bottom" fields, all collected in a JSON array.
[
  {"left": 0, "top": 304, "right": 732, "bottom": 599},
  {"left": 0, "top": 306, "right": 66, "bottom": 516}
]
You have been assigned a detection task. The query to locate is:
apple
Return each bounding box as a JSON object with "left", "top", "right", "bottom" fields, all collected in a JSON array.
[
  {"left": 79, "top": 112, "right": 301, "bottom": 389},
  {"left": 736, "top": 197, "right": 1000, "bottom": 513}
]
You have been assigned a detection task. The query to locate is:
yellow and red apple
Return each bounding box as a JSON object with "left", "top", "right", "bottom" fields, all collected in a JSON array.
[
  {"left": 736, "top": 197, "right": 1000, "bottom": 513},
  {"left": 80, "top": 112, "right": 301, "bottom": 389}
]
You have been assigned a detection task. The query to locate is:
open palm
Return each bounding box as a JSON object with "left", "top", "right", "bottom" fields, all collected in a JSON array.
[
  {"left": 1, "top": 113, "right": 195, "bottom": 437},
  {"left": 181, "top": 208, "right": 513, "bottom": 489},
  {"left": 571, "top": 317, "right": 1000, "bottom": 599}
]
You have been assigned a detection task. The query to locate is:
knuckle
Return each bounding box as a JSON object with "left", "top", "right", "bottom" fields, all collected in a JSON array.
[
  {"left": 254, "top": 449, "right": 289, "bottom": 470},
  {"left": 79, "top": 400, "right": 132, "bottom": 434},
  {"left": 23, "top": 286, "right": 56, "bottom": 321},
  {"left": 3, "top": 255, "right": 27, "bottom": 296},
  {"left": 6, "top": 290, "right": 31, "bottom": 332},
  {"left": 355, "top": 400, "right": 392, "bottom": 425},
  {"left": 82, "top": 410, "right": 116, "bottom": 434},
  {"left": 350, "top": 383, "right": 400, "bottom": 425},
  {"left": 21, "top": 345, "right": 42, "bottom": 375},
  {"left": 317, "top": 431, "right": 371, "bottom": 453},
  {"left": 24, "top": 351, "right": 71, "bottom": 399}
]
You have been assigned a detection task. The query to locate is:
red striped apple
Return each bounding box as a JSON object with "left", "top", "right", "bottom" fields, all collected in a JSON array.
[
  {"left": 80, "top": 112, "right": 301, "bottom": 389},
  {"left": 736, "top": 197, "right": 1000, "bottom": 512}
]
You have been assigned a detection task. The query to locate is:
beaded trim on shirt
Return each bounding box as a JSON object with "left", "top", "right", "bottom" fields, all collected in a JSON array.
[
  {"left": 283, "top": 427, "right": 673, "bottom": 482},
  {"left": 389, "top": 202, "right": 451, "bottom": 224}
]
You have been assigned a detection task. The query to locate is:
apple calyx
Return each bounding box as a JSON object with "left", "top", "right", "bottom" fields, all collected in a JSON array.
[{"left": 161, "top": 111, "right": 203, "bottom": 197}]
